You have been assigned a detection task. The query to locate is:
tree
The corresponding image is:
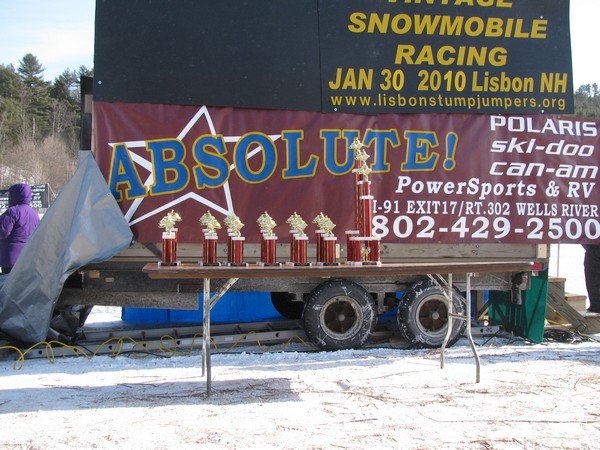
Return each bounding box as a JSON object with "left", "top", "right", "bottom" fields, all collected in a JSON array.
[
  {"left": 50, "top": 69, "right": 80, "bottom": 149},
  {"left": 17, "top": 53, "right": 52, "bottom": 139},
  {"left": 574, "top": 83, "right": 600, "bottom": 118},
  {"left": 0, "top": 63, "right": 22, "bottom": 99},
  {"left": 0, "top": 64, "right": 24, "bottom": 147}
]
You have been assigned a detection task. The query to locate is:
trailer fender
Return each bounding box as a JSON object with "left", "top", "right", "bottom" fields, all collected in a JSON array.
[{"left": 270, "top": 292, "right": 304, "bottom": 320}]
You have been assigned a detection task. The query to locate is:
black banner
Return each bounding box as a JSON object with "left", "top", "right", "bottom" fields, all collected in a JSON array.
[
  {"left": 93, "top": 0, "right": 322, "bottom": 111},
  {"left": 94, "top": 0, "right": 572, "bottom": 114}
]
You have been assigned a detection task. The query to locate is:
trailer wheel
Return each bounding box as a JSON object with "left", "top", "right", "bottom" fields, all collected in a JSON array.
[
  {"left": 270, "top": 292, "right": 304, "bottom": 320},
  {"left": 397, "top": 279, "right": 466, "bottom": 348},
  {"left": 303, "top": 279, "right": 376, "bottom": 351}
]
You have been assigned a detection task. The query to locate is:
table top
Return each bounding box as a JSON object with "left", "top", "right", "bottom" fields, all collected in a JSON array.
[{"left": 143, "top": 260, "right": 536, "bottom": 279}]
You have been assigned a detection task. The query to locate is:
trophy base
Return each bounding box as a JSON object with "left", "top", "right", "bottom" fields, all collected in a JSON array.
[
  {"left": 256, "top": 262, "right": 282, "bottom": 267},
  {"left": 199, "top": 262, "right": 222, "bottom": 267},
  {"left": 316, "top": 262, "right": 341, "bottom": 266},
  {"left": 285, "top": 262, "right": 312, "bottom": 267},
  {"left": 159, "top": 261, "right": 181, "bottom": 267},
  {"left": 227, "top": 262, "right": 249, "bottom": 267},
  {"left": 350, "top": 261, "right": 382, "bottom": 266}
]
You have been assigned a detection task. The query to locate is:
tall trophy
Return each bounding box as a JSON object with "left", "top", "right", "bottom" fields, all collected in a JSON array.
[
  {"left": 286, "top": 212, "right": 309, "bottom": 266},
  {"left": 257, "top": 211, "right": 279, "bottom": 266},
  {"left": 313, "top": 212, "right": 339, "bottom": 266},
  {"left": 158, "top": 210, "right": 181, "bottom": 266},
  {"left": 348, "top": 137, "right": 381, "bottom": 265},
  {"left": 224, "top": 212, "right": 247, "bottom": 266},
  {"left": 199, "top": 211, "right": 221, "bottom": 266}
]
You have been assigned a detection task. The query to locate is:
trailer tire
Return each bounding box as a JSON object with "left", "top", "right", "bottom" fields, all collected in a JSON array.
[
  {"left": 397, "top": 279, "right": 466, "bottom": 348},
  {"left": 270, "top": 292, "right": 304, "bottom": 320},
  {"left": 302, "top": 279, "right": 376, "bottom": 351}
]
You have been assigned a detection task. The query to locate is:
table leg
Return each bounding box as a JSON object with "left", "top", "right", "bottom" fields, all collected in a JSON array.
[
  {"left": 440, "top": 273, "right": 453, "bottom": 369},
  {"left": 202, "top": 277, "right": 211, "bottom": 395},
  {"left": 464, "top": 273, "right": 481, "bottom": 383}
]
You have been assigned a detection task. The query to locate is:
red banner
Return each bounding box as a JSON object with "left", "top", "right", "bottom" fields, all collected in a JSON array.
[{"left": 94, "top": 102, "right": 600, "bottom": 244}]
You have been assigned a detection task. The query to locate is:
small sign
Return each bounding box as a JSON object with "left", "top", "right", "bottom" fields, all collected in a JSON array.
[{"left": 0, "top": 184, "right": 49, "bottom": 211}]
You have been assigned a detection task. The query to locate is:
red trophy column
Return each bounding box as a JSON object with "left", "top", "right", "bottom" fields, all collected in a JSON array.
[
  {"left": 224, "top": 212, "right": 247, "bottom": 266},
  {"left": 348, "top": 137, "right": 381, "bottom": 265},
  {"left": 199, "top": 211, "right": 222, "bottom": 266},
  {"left": 313, "top": 212, "right": 339, "bottom": 266},
  {"left": 257, "top": 212, "right": 280, "bottom": 266},
  {"left": 286, "top": 212, "right": 310, "bottom": 266},
  {"left": 158, "top": 210, "right": 182, "bottom": 266}
]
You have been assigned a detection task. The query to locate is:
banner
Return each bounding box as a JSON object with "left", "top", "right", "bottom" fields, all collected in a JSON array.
[
  {"left": 320, "top": 0, "right": 573, "bottom": 114},
  {"left": 93, "top": 102, "right": 599, "bottom": 244},
  {"left": 93, "top": 0, "right": 572, "bottom": 114}
]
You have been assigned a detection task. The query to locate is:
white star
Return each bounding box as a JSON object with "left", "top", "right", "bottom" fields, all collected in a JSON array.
[{"left": 108, "top": 105, "right": 281, "bottom": 226}]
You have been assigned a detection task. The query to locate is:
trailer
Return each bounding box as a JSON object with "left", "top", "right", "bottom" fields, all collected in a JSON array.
[{"left": 48, "top": 0, "right": 598, "bottom": 351}]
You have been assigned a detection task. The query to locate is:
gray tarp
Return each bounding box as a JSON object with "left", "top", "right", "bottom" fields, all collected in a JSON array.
[{"left": 0, "top": 151, "right": 133, "bottom": 343}]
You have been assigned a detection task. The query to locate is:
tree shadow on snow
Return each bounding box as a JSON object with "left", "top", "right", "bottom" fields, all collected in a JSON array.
[{"left": 0, "top": 376, "right": 297, "bottom": 414}]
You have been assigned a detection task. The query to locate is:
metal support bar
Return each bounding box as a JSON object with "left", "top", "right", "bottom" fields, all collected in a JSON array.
[
  {"left": 440, "top": 273, "right": 452, "bottom": 369},
  {"left": 202, "top": 277, "right": 239, "bottom": 396},
  {"left": 436, "top": 273, "right": 481, "bottom": 383},
  {"left": 465, "top": 274, "right": 481, "bottom": 382},
  {"left": 201, "top": 278, "right": 210, "bottom": 381}
]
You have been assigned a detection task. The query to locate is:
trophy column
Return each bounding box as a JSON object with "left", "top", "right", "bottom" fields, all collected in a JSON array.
[
  {"left": 158, "top": 210, "right": 182, "bottom": 266},
  {"left": 313, "top": 212, "right": 339, "bottom": 266},
  {"left": 161, "top": 229, "right": 178, "bottom": 265},
  {"left": 257, "top": 212, "right": 280, "bottom": 266},
  {"left": 224, "top": 212, "right": 247, "bottom": 266},
  {"left": 286, "top": 212, "right": 310, "bottom": 266},
  {"left": 348, "top": 137, "right": 381, "bottom": 265},
  {"left": 199, "top": 211, "right": 222, "bottom": 266}
]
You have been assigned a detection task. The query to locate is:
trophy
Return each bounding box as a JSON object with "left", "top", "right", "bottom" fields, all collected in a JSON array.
[
  {"left": 348, "top": 137, "right": 381, "bottom": 265},
  {"left": 224, "top": 212, "right": 247, "bottom": 266},
  {"left": 313, "top": 212, "right": 339, "bottom": 266},
  {"left": 257, "top": 212, "right": 279, "bottom": 266},
  {"left": 199, "top": 211, "right": 221, "bottom": 266},
  {"left": 158, "top": 210, "right": 181, "bottom": 266},
  {"left": 286, "top": 212, "right": 309, "bottom": 266}
]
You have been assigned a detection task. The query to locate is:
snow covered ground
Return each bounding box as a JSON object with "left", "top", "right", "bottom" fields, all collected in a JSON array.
[{"left": 1, "top": 244, "right": 599, "bottom": 449}]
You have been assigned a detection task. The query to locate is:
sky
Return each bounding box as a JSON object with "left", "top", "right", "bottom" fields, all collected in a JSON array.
[{"left": 0, "top": 0, "right": 598, "bottom": 88}]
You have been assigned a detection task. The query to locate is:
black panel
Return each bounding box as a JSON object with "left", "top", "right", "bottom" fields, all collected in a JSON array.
[{"left": 94, "top": 0, "right": 322, "bottom": 110}]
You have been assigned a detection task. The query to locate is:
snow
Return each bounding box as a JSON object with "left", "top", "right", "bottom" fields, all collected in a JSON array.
[
  {"left": 1, "top": 244, "right": 599, "bottom": 449},
  {"left": 2, "top": 338, "right": 599, "bottom": 449}
]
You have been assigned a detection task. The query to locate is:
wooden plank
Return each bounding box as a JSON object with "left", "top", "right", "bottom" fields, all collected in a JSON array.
[
  {"left": 546, "top": 288, "right": 600, "bottom": 333},
  {"left": 143, "top": 260, "right": 535, "bottom": 280}
]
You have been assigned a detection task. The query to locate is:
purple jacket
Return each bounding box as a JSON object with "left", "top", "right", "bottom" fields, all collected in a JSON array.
[{"left": 0, "top": 184, "right": 41, "bottom": 268}]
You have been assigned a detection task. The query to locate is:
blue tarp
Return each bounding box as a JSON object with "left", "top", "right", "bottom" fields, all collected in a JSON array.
[{"left": 0, "top": 151, "right": 133, "bottom": 343}]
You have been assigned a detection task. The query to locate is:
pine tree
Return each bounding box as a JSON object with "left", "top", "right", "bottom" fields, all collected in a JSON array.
[{"left": 17, "top": 53, "right": 52, "bottom": 139}]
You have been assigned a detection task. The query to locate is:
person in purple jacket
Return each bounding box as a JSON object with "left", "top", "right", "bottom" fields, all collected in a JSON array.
[{"left": 0, "top": 184, "right": 41, "bottom": 274}]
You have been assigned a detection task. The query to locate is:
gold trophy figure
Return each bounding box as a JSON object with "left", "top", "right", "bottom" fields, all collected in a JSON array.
[
  {"left": 350, "top": 137, "right": 371, "bottom": 177},
  {"left": 224, "top": 212, "right": 244, "bottom": 237},
  {"left": 257, "top": 212, "right": 277, "bottom": 237},
  {"left": 286, "top": 212, "right": 307, "bottom": 237},
  {"left": 199, "top": 211, "right": 221, "bottom": 234}
]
